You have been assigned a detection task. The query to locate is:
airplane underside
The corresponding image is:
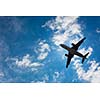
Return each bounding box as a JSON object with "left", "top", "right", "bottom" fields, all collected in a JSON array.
[{"left": 60, "top": 37, "right": 89, "bottom": 68}]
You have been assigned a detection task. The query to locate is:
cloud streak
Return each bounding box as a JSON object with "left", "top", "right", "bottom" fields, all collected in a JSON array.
[
  {"left": 37, "top": 40, "right": 51, "bottom": 60},
  {"left": 72, "top": 47, "right": 100, "bottom": 83},
  {"left": 73, "top": 59, "right": 100, "bottom": 83},
  {"left": 3, "top": 16, "right": 99, "bottom": 83},
  {"left": 96, "top": 28, "right": 100, "bottom": 33},
  {"left": 43, "top": 16, "right": 83, "bottom": 45},
  {"left": 6, "top": 40, "right": 51, "bottom": 69},
  {"left": 7, "top": 54, "right": 44, "bottom": 68}
]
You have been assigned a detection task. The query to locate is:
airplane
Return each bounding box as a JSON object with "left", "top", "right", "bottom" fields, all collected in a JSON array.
[{"left": 60, "top": 37, "right": 89, "bottom": 68}]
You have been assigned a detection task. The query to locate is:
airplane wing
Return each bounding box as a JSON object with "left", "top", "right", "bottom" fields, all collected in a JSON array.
[
  {"left": 74, "top": 51, "right": 84, "bottom": 58},
  {"left": 71, "top": 37, "right": 86, "bottom": 50},
  {"left": 66, "top": 54, "right": 73, "bottom": 68}
]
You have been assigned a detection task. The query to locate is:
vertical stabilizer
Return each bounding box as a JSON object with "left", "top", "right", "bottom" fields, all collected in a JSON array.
[{"left": 82, "top": 52, "right": 89, "bottom": 63}]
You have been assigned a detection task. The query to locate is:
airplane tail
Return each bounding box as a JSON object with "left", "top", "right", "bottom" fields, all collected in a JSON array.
[{"left": 82, "top": 52, "right": 89, "bottom": 63}]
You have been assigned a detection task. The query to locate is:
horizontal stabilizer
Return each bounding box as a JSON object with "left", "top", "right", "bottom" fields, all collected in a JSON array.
[{"left": 82, "top": 52, "right": 89, "bottom": 63}]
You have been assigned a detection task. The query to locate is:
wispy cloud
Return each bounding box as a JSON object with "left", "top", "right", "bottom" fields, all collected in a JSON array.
[
  {"left": 0, "top": 72, "right": 4, "bottom": 77},
  {"left": 78, "top": 47, "right": 93, "bottom": 57},
  {"left": 31, "top": 74, "right": 49, "bottom": 83},
  {"left": 71, "top": 46, "right": 93, "bottom": 63},
  {"left": 0, "top": 39, "right": 9, "bottom": 79},
  {"left": 7, "top": 54, "right": 44, "bottom": 68},
  {"left": 41, "top": 74, "right": 49, "bottom": 83},
  {"left": 4, "top": 16, "right": 99, "bottom": 83},
  {"left": 10, "top": 17, "right": 24, "bottom": 33},
  {"left": 37, "top": 40, "right": 51, "bottom": 60},
  {"left": 52, "top": 71, "right": 65, "bottom": 82},
  {"left": 43, "top": 16, "right": 83, "bottom": 45},
  {"left": 6, "top": 39, "right": 51, "bottom": 69},
  {"left": 72, "top": 47, "right": 100, "bottom": 83},
  {"left": 15, "top": 54, "right": 31, "bottom": 67},
  {"left": 96, "top": 28, "right": 100, "bottom": 33},
  {"left": 52, "top": 33, "right": 68, "bottom": 45},
  {"left": 0, "top": 39, "right": 9, "bottom": 60},
  {"left": 0, "top": 17, "right": 25, "bottom": 35},
  {"left": 73, "top": 59, "right": 100, "bottom": 83},
  {"left": 43, "top": 16, "right": 100, "bottom": 83},
  {"left": 53, "top": 72, "right": 60, "bottom": 82}
]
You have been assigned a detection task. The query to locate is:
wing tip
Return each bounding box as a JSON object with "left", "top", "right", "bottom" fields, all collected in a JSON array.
[{"left": 66, "top": 65, "right": 69, "bottom": 68}]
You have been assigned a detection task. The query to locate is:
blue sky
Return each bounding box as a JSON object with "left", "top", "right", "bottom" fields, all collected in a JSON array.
[{"left": 0, "top": 16, "right": 100, "bottom": 83}]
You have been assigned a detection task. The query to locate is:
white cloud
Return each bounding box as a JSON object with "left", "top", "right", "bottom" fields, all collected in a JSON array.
[
  {"left": 31, "top": 74, "right": 49, "bottom": 83},
  {"left": 38, "top": 40, "right": 50, "bottom": 52},
  {"left": 6, "top": 40, "right": 50, "bottom": 69},
  {"left": 0, "top": 39, "right": 9, "bottom": 60},
  {"left": 11, "top": 17, "right": 23, "bottom": 33},
  {"left": 71, "top": 46, "right": 93, "bottom": 63},
  {"left": 53, "top": 72, "right": 60, "bottom": 82},
  {"left": 54, "top": 72, "right": 60, "bottom": 78},
  {"left": 96, "top": 28, "right": 100, "bottom": 33},
  {"left": 73, "top": 46, "right": 93, "bottom": 60},
  {"left": 37, "top": 40, "right": 50, "bottom": 60},
  {"left": 38, "top": 52, "right": 48, "bottom": 60},
  {"left": 0, "top": 72, "right": 4, "bottom": 77},
  {"left": 78, "top": 46, "right": 93, "bottom": 57},
  {"left": 42, "top": 16, "right": 100, "bottom": 83},
  {"left": 0, "top": 39, "right": 9, "bottom": 79},
  {"left": 29, "top": 62, "right": 44, "bottom": 67},
  {"left": 44, "top": 16, "right": 100, "bottom": 83},
  {"left": 52, "top": 33, "right": 68, "bottom": 45},
  {"left": 43, "top": 16, "right": 100, "bottom": 83},
  {"left": 69, "top": 36, "right": 83, "bottom": 45},
  {"left": 42, "top": 74, "right": 49, "bottom": 82},
  {"left": 15, "top": 54, "right": 31, "bottom": 67},
  {"left": 71, "top": 46, "right": 100, "bottom": 83},
  {"left": 8, "top": 54, "right": 44, "bottom": 68},
  {"left": 84, "top": 61, "right": 100, "bottom": 82},
  {"left": 73, "top": 59, "right": 100, "bottom": 83},
  {"left": 43, "top": 16, "right": 79, "bottom": 31},
  {"left": 43, "top": 16, "right": 83, "bottom": 45},
  {"left": 52, "top": 71, "right": 65, "bottom": 82}
]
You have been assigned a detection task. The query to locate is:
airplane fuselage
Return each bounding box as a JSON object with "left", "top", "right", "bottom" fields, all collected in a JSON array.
[
  {"left": 69, "top": 48, "right": 76, "bottom": 55},
  {"left": 60, "top": 44, "right": 76, "bottom": 55},
  {"left": 60, "top": 44, "right": 86, "bottom": 58}
]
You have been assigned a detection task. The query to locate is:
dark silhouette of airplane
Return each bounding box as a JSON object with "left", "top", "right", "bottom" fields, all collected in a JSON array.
[{"left": 60, "top": 37, "right": 89, "bottom": 68}]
